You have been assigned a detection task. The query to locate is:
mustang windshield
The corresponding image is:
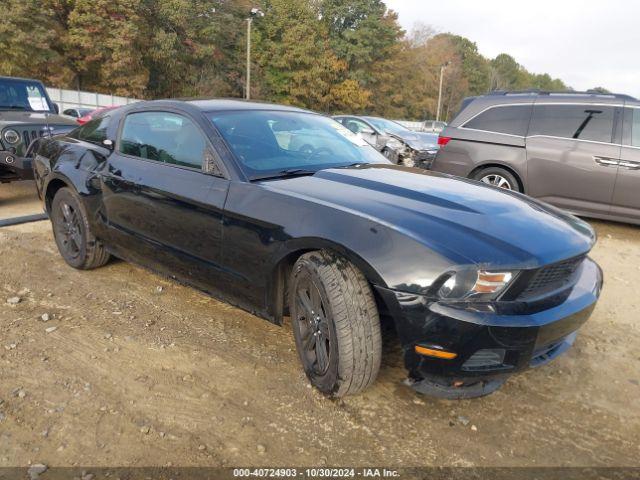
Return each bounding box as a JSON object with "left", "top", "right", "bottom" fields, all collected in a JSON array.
[
  {"left": 0, "top": 78, "right": 53, "bottom": 112},
  {"left": 208, "top": 110, "right": 388, "bottom": 179}
]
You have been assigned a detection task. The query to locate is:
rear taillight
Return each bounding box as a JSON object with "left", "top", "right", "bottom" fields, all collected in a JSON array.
[{"left": 438, "top": 136, "right": 451, "bottom": 147}]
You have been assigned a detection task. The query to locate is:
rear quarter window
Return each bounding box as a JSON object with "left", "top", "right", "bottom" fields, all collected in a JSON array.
[{"left": 463, "top": 104, "right": 532, "bottom": 136}]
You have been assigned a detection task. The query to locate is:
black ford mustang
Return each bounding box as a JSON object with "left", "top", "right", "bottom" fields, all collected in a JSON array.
[{"left": 31, "top": 99, "right": 603, "bottom": 399}]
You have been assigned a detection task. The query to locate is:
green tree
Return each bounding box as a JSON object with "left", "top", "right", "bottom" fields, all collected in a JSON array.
[
  {"left": 253, "top": 0, "right": 369, "bottom": 111},
  {"left": 490, "top": 54, "right": 527, "bottom": 90},
  {"left": 319, "top": 0, "right": 402, "bottom": 84},
  {"left": 67, "top": 0, "right": 148, "bottom": 96},
  {"left": 444, "top": 34, "right": 491, "bottom": 95},
  {"left": 142, "top": 0, "right": 253, "bottom": 98}
]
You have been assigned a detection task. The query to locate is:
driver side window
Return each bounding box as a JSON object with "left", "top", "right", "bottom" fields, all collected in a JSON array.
[
  {"left": 119, "top": 111, "right": 206, "bottom": 169},
  {"left": 344, "top": 118, "right": 372, "bottom": 135}
]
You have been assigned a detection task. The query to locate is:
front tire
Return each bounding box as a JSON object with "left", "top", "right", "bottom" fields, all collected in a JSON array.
[
  {"left": 290, "top": 250, "right": 381, "bottom": 397},
  {"left": 51, "top": 187, "right": 110, "bottom": 269}
]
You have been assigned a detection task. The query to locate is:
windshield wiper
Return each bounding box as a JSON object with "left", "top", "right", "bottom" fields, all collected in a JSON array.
[{"left": 252, "top": 168, "right": 318, "bottom": 181}]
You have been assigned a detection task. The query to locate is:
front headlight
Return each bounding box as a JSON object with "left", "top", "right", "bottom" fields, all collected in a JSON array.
[
  {"left": 438, "top": 269, "right": 515, "bottom": 301},
  {"left": 3, "top": 129, "right": 20, "bottom": 144}
]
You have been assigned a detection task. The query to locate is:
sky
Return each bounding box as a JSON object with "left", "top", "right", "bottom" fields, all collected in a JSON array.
[{"left": 385, "top": 0, "right": 640, "bottom": 98}]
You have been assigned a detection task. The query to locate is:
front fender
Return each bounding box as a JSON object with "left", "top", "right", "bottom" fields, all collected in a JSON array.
[{"left": 226, "top": 182, "right": 463, "bottom": 296}]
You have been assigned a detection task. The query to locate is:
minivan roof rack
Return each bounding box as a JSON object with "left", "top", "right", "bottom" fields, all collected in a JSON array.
[{"left": 487, "top": 89, "right": 637, "bottom": 101}]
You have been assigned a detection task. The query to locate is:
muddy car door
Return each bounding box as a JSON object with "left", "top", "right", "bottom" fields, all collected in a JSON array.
[
  {"left": 100, "top": 109, "right": 230, "bottom": 288},
  {"left": 610, "top": 106, "right": 640, "bottom": 222}
]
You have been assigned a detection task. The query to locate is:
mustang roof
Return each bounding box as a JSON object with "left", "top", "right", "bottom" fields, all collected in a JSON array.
[{"left": 129, "top": 98, "right": 313, "bottom": 113}]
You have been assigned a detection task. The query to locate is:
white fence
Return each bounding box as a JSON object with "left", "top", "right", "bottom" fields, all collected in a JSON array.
[
  {"left": 394, "top": 120, "right": 426, "bottom": 131},
  {"left": 46, "top": 87, "right": 139, "bottom": 113}
]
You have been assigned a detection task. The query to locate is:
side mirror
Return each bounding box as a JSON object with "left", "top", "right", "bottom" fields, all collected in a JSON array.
[
  {"left": 361, "top": 127, "right": 375, "bottom": 135},
  {"left": 52, "top": 103, "right": 60, "bottom": 114}
]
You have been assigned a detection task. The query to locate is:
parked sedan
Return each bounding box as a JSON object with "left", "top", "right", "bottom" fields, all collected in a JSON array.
[
  {"left": 335, "top": 115, "right": 439, "bottom": 168},
  {"left": 63, "top": 107, "right": 93, "bottom": 119},
  {"left": 77, "top": 106, "right": 118, "bottom": 125},
  {"left": 32, "top": 99, "right": 602, "bottom": 399}
]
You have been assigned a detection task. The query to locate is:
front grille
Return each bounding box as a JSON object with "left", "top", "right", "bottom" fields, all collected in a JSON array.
[
  {"left": 414, "top": 150, "right": 437, "bottom": 169},
  {"left": 21, "top": 128, "right": 46, "bottom": 147},
  {"left": 9, "top": 126, "right": 49, "bottom": 156},
  {"left": 415, "top": 150, "right": 437, "bottom": 161},
  {"left": 517, "top": 255, "right": 585, "bottom": 300}
]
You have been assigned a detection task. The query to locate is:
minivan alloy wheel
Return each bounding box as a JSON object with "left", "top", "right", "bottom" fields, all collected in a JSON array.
[{"left": 480, "top": 174, "right": 513, "bottom": 190}]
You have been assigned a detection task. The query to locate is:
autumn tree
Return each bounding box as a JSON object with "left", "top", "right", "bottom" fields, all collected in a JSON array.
[
  {"left": 253, "top": 0, "right": 369, "bottom": 111},
  {"left": 0, "top": 0, "right": 75, "bottom": 86},
  {"left": 0, "top": 0, "right": 576, "bottom": 117},
  {"left": 67, "top": 0, "right": 148, "bottom": 96}
]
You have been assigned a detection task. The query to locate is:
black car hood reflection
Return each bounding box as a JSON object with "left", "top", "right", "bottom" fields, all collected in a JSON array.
[{"left": 261, "top": 164, "right": 595, "bottom": 269}]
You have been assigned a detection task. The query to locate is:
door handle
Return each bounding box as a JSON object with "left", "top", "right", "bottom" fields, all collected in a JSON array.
[
  {"left": 593, "top": 156, "right": 619, "bottom": 167},
  {"left": 619, "top": 160, "right": 640, "bottom": 170}
]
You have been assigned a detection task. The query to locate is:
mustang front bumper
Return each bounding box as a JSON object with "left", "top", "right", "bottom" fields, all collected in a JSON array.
[{"left": 375, "top": 257, "right": 603, "bottom": 399}]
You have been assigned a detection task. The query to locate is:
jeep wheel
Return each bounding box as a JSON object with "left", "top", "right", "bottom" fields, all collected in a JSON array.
[
  {"left": 290, "top": 250, "right": 382, "bottom": 397},
  {"left": 473, "top": 167, "right": 521, "bottom": 192},
  {"left": 51, "top": 187, "right": 110, "bottom": 269}
]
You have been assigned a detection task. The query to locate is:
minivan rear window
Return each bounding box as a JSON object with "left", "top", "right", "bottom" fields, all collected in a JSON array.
[
  {"left": 529, "top": 104, "right": 615, "bottom": 143},
  {"left": 463, "top": 104, "right": 532, "bottom": 136}
]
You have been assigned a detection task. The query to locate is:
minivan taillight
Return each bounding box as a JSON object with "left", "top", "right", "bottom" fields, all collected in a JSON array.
[{"left": 438, "top": 136, "right": 451, "bottom": 147}]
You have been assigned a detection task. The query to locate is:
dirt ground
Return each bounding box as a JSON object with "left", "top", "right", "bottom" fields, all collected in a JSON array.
[
  {"left": 0, "top": 180, "right": 638, "bottom": 468},
  {"left": 0, "top": 181, "right": 42, "bottom": 219}
]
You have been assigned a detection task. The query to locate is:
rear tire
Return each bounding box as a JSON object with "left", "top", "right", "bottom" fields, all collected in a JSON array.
[
  {"left": 290, "top": 250, "right": 382, "bottom": 397},
  {"left": 51, "top": 187, "right": 110, "bottom": 269},
  {"left": 472, "top": 167, "right": 521, "bottom": 192}
]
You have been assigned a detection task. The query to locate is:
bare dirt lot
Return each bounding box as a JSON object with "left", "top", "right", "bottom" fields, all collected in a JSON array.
[{"left": 0, "top": 181, "right": 639, "bottom": 468}]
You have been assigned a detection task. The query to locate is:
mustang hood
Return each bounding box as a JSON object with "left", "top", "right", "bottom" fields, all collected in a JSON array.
[{"left": 265, "top": 165, "right": 595, "bottom": 269}]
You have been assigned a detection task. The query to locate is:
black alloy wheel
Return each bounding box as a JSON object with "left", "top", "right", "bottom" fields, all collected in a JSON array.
[
  {"left": 51, "top": 187, "right": 110, "bottom": 269},
  {"left": 290, "top": 250, "right": 382, "bottom": 397}
]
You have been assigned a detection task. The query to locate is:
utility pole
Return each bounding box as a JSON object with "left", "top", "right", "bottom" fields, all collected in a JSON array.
[
  {"left": 246, "top": 17, "right": 252, "bottom": 100},
  {"left": 245, "top": 7, "right": 264, "bottom": 100},
  {"left": 436, "top": 62, "right": 449, "bottom": 122}
]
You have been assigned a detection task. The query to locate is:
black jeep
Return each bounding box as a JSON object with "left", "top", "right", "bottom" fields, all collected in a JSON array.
[{"left": 0, "top": 76, "right": 77, "bottom": 183}]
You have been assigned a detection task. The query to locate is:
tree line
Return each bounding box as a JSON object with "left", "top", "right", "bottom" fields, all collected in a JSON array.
[{"left": 1, "top": 0, "right": 579, "bottom": 121}]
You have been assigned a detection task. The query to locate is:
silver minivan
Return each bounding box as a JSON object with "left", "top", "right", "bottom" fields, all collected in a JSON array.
[{"left": 431, "top": 91, "right": 640, "bottom": 225}]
